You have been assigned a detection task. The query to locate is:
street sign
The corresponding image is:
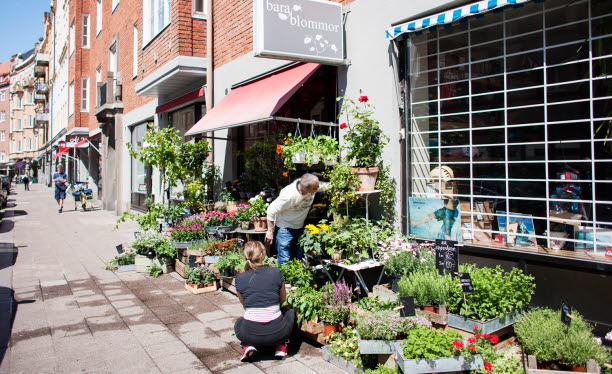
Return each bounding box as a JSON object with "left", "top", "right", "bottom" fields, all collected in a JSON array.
[{"left": 16, "top": 162, "right": 23, "bottom": 168}]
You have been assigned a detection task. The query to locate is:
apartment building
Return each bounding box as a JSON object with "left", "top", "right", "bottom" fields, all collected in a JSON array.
[{"left": 0, "top": 62, "right": 10, "bottom": 172}]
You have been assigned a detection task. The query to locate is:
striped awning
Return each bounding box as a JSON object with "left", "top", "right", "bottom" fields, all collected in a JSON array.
[{"left": 385, "top": 0, "right": 532, "bottom": 40}]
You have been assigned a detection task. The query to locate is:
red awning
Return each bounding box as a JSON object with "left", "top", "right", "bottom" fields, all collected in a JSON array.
[
  {"left": 156, "top": 87, "right": 205, "bottom": 114},
  {"left": 185, "top": 63, "right": 320, "bottom": 136},
  {"left": 52, "top": 147, "right": 69, "bottom": 160}
]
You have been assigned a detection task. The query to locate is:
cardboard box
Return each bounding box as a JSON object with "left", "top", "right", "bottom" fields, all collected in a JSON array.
[
  {"left": 460, "top": 201, "right": 494, "bottom": 223},
  {"left": 461, "top": 220, "right": 493, "bottom": 243}
]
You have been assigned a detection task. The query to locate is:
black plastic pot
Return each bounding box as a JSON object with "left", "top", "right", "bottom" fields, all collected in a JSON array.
[
  {"left": 220, "top": 268, "right": 236, "bottom": 277},
  {"left": 390, "top": 275, "right": 401, "bottom": 293}
]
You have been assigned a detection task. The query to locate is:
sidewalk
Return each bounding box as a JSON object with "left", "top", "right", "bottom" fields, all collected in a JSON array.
[{"left": 0, "top": 183, "right": 341, "bottom": 374}]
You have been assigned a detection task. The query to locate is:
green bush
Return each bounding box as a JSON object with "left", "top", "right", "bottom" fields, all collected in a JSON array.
[
  {"left": 447, "top": 264, "right": 535, "bottom": 321},
  {"left": 283, "top": 286, "right": 322, "bottom": 323},
  {"left": 279, "top": 259, "right": 314, "bottom": 288},
  {"left": 515, "top": 308, "right": 610, "bottom": 367},
  {"left": 397, "top": 270, "right": 456, "bottom": 307},
  {"left": 215, "top": 252, "right": 243, "bottom": 271}
]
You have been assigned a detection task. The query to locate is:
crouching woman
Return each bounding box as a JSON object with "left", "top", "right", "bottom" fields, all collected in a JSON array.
[{"left": 234, "top": 241, "right": 295, "bottom": 361}]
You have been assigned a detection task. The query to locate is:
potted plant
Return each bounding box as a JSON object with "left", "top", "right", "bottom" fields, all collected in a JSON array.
[
  {"left": 323, "top": 326, "right": 376, "bottom": 372},
  {"left": 393, "top": 327, "right": 484, "bottom": 373},
  {"left": 132, "top": 230, "right": 167, "bottom": 273},
  {"left": 322, "top": 218, "right": 394, "bottom": 265},
  {"left": 377, "top": 237, "right": 435, "bottom": 292},
  {"left": 338, "top": 94, "right": 389, "bottom": 191},
  {"left": 204, "top": 238, "right": 239, "bottom": 264},
  {"left": 215, "top": 251, "right": 243, "bottom": 277},
  {"left": 398, "top": 270, "right": 455, "bottom": 313},
  {"left": 235, "top": 203, "right": 252, "bottom": 230},
  {"left": 201, "top": 210, "right": 234, "bottom": 234},
  {"left": 316, "top": 135, "right": 340, "bottom": 166},
  {"left": 324, "top": 164, "right": 360, "bottom": 219},
  {"left": 320, "top": 280, "right": 352, "bottom": 336},
  {"left": 105, "top": 251, "right": 136, "bottom": 272},
  {"left": 185, "top": 265, "right": 217, "bottom": 294},
  {"left": 515, "top": 308, "right": 609, "bottom": 372},
  {"left": 168, "top": 214, "right": 207, "bottom": 247},
  {"left": 219, "top": 186, "right": 238, "bottom": 212},
  {"left": 299, "top": 222, "right": 330, "bottom": 257},
  {"left": 446, "top": 264, "right": 535, "bottom": 334},
  {"left": 279, "top": 259, "right": 315, "bottom": 288},
  {"left": 248, "top": 193, "right": 269, "bottom": 231},
  {"left": 355, "top": 310, "right": 432, "bottom": 354}
]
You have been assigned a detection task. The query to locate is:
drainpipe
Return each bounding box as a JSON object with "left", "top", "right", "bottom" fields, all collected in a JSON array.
[
  {"left": 206, "top": 0, "right": 214, "bottom": 163},
  {"left": 49, "top": 2, "right": 56, "bottom": 187}
]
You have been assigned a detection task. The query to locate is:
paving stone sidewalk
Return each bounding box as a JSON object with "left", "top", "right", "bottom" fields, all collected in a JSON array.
[{"left": 0, "top": 183, "right": 342, "bottom": 374}]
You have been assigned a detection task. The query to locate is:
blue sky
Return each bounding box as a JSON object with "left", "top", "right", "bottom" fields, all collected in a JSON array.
[{"left": 0, "top": 0, "right": 51, "bottom": 62}]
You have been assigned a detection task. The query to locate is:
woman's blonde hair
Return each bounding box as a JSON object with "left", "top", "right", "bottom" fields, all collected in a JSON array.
[{"left": 243, "top": 241, "right": 266, "bottom": 271}]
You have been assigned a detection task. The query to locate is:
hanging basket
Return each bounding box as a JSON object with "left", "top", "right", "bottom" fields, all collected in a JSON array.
[
  {"left": 292, "top": 152, "right": 306, "bottom": 164},
  {"left": 352, "top": 167, "right": 379, "bottom": 191}
]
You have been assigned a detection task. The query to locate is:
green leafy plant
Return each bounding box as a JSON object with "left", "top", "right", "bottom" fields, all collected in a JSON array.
[
  {"left": 374, "top": 165, "right": 396, "bottom": 221},
  {"left": 327, "top": 326, "right": 376, "bottom": 368},
  {"left": 284, "top": 286, "right": 323, "bottom": 323},
  {"left": 400, "top": 328, "right": 463, "bottom": 360},
  {"left": 219, "top": 189, "right": 236, "bottom": 202},
  {"left": 397, "top": 270, "right": 456, "bottom": 307},
  {"left": 365, "top": 365, "right": 399, "bottom": 374},
  {"left": 299, "top": 221, "right": 330, "bottom": 255},
  {"left": 105, "top": 251, "right": 136, "bottom": 270},
  {"left": 148, "top": 263, "right": 163, "bottom": 278},
  {"left": 447, "top": 264, "right": 536, "bottom": 321},
  {"left": 239, "top": 141, "right": 289, "bottom": 192},
  {"left": 354, "top": 296, "right": 400, "bottom": 313},
  {"left": 186, "top": 265, "right": 216, "bottom": 287},
  {"left": 248, "top": 194, "right": 269, "bottom": 217},
  {"left": 132, "top": 230, "right": 169, "bottom": 256},
  {"left": 324, "top": 163, "right": 360, "bottom": 218},
  {"left": 317, "top": 135, "right": 340, "bottom": 165},
  {"left": 356, "top": 310, "right": 432, "bottom": 340},
  {"left": 155, "top": 240, "right": 176, "bottom": 258},
  {"left": 514, "top": 308, "right": 610, "bottom": 367},
  {"left": 234, "top": 204, "right": 252, "bottom": 223},
  {"left": 215, "top": 251, "right": 243, "bottom": 271},
  {"left": 320, "top": 280, "right": 352, "bottom": 325},
  {"left": 114, "top": 198, "right": 186, "bottom": 231},
  {"left": 279, "top": 259, "right": 314, "bottom": 288},
  {"left": 322, "top": 218, "right": 394, "bottom": 263}
]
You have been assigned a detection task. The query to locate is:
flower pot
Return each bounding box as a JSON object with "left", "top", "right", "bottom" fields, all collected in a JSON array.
[
  {"left": 206, "top": 226, "right": 219, "bottom": 235},
  {"left": 323, "top": 324, "right": 338, "bottom": 337},
  {"left": 225, "top": 201, "right": 237, "bottom": 213},
  {"left": 392, "top": 342, "right": 484, "bottom": 373},
  {"left": 252, "top": 216, "right": 267, "bottom": 232},
  {"left": 353, "top": 167, "right": 379, "bottom": 191},
  {"left": 331, "top": 252, "right": 343, "bottom": 263},
  {"left": 423, "top": 305, "right": 436, "bottom": 313},
  {"left": 389, "top": 275, "right": 401, "bottom": 292},
  {"left": 240, "top": 221, "right": 252, "bottom": 230},
  {"left": 309, "top": 152, "right": 320, "bottom": 165},
  {"left": 571, "top": 366, "right": 587, "bottom": 372},
  {"left": 292, "top": 152, "right": 306, "bottom": 164},
  {"left": 220, "top": 267, "right": 236, "bottom": 277},
  {"left": 217, "top": 225, "right": 236, "bottom": 233}
]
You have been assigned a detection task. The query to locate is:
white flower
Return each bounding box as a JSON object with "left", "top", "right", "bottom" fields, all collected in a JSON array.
[
  {"left": 304, "top": 36, "right": 312, "bottom": 44},
  {"left": 309, "top": 47, "right": 315, "bottom": 51},
  {"left": 605, "top": 330, "right": 612, "bottom": 341},
  {"left": 315, "top": 35, "right": 322, "bottom": 41},
  {"left": 260, "top": 192, "right": 265, "bottom": 196},
  {"left": 330, "top": 44, "right": 338, "bottom": 52},
  {"left": 292, "top": 5, "right": 302, "bottom": 11},
  {"left": 278, "top": 13, "right": 288, "bottom": 21}
]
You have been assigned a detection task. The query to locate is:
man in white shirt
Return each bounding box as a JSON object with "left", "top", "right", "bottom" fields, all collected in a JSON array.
[{"left": 265, "top": 173, "right": 322, "bottom": 264}]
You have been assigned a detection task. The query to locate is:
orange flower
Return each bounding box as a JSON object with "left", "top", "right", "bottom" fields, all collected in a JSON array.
[
  {"left": 282, "top": 172, "right": 288, "bottom": 177},
  {"left": 276, "top": 144, "right": 282, "bottom": 154}
]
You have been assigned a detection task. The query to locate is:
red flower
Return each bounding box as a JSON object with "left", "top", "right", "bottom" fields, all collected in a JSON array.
[
  {"left": 452, "top": 340, "right": 464, "bottom": 349},
  {"left": 473, "top": 324, "right": 480, "bottom": 332},
  {"left": 475, "top": 333, "right": 483, "bottom": 338},
  {"left": 285, "top": 137, "right": 292, "bottom": 143},
  {"left": 490, "top": 335, "right": 499, "bottom": 344},
  {"left": 484, "top": 362, "right": 493, "bottom": 371},
  {"left": 339, "top": 122, "right": 347, "bottom": 129},
  {"left": 358, "top": 95, "right": 369, "bottom": 102},
  {"left": 484, "top": 334, "right": 491, "bottom": 338},
  {"left": 468, "top": 345, "right": 477, "bottom": 352},
  {"left": 468, "top": 338, "right": 477, "bottom": 344},
  {"left": 508, "top": 340, "right": 515, "bottom": 345}
]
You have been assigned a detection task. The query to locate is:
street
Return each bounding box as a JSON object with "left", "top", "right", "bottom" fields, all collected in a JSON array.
[{"left": 0, "top": 183, "right": 338, "bottom": 374}]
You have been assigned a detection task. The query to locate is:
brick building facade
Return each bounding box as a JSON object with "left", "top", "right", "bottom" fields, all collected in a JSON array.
[{"left": 0, "top": 62, "right": 10, "bottom": 171}]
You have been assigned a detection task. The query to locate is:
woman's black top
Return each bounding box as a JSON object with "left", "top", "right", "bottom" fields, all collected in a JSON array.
[{"left": 235, "top": 266, "right": 284, "bottom": 308}]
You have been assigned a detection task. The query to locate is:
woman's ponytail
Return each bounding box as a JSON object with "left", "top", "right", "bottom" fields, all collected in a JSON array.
[{"left": 243, "top": 241, "right": 266, "bottom": 272}]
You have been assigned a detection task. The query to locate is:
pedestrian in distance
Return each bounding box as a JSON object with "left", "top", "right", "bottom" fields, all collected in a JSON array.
[
  {"left": 52, "top": 164, "right": 67, "bottom": 213},
  {"left": 22, "top": 175, "right": 29, "bottom": 191},
  {"left": 265, "top": 173, "right": 327, "bottom": 265},
  {"left": 234, "top": 241, "right": 294, "bottom": 362}
]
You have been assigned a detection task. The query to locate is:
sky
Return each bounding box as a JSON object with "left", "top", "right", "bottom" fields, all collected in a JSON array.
[{"left": 0, "top": 0, "right": 52, "bottom": 62}]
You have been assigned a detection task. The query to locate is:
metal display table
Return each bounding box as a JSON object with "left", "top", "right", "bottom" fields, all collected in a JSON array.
[
  {"left": 316, "top": 258, "right": 385, "bottom": 295},
  {"left": 234, "top": 228, "right": 271, "bottom": 255}
]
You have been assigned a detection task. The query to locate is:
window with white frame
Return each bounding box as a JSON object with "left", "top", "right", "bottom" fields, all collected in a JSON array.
[
  {"left": 0, "top": 111, "right": 4, "bottom": 122},
  {"left": 29, "top": 92, "right": 34, "bottom": 104},
  {"left": 0, "top": 152, "right": 4, "bottom": 162},
  {"left": 17, "top": 97, "right": 22, "bottom": 109},
  {"left": 70, "top": 20, "right": 75, "bottom": 55},
  {"left": 0, "top": 90, "right": 5, "bottom": 101},
  {"left": 17, "top": 141, "right": 21, "bottom": 152},
  {"left": 0, "top": 131, "right": 4, "bottom": 141},
  {"left": 96, "top": 66, "right": 102, "bottom": 106},
  {"left": 96, "top": 0, "right": 103, "bottom": 35},
  {"left": 143, "top": 0, "right": 171, "bottom": 46},
  {"left": 133, "top": 24, "right": 139, "bottom": 77},
  {"left": 29, "top": 115, "right": 34, "bottom": 128},
  {"left": 81, "top": 77, "right": 89, "bottom": 111},
  {"left": 192, "top": 0, "right": 206, "bottom": 18},
  {"left": 17, "top": 119, "right": 22, "bottom": 130},
  {"left": 83, "top": 14, "right": 90, "bottom": 48},
  {"left": 28, "top": 138, "right": 32, "bottom": 151},
  {"left": 406, "top": 0, "right": 612, "bottom": 254},
  {"left": 69, "top": 81, "right": 74, "bottom": 116},
  {"left": 112, "top": 0, "right": 119, "bottom": 12}
]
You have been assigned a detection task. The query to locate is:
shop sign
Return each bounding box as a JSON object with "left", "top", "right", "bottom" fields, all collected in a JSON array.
[
  {"left": 254, "top": 0, "right": 344, "bottom": 65},
  {"left": 435, "top": 239, "right": 458, "bottom": 276},
  {"left": 66, "top": 135, "right": 88, "bottom": 148}
]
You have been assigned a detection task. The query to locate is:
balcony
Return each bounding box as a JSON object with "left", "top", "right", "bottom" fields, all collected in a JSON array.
[
  {"left": 12, "top": 84, "right": 23, "bottom": 94},
  {"left": 36, "top": 82, "right": 49, "bottom": 95},
  {"left": 35, "top": 53, "right": 50, "bottom": 67},
  {"left": 135, "top": 55, "right": 207, "bottom": 98},
  {"left": 22, "top": 79, "right": 35, "bottom": 89},
  {"left": 35, "top": 111, "right": 49, "bottom": 125},
  {"left": 34, "top": 66, "right": 46, "bottom": 78},
  {"left": 34, "top": 94, "right": 46, "bottom": 104},
  {"left": 94, "top": 72, "right": 124, "bottom": 125}
]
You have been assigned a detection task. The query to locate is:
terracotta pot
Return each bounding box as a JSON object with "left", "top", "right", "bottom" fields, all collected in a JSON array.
[
  {"left": 323, "top": 324, "right": 338, "bottom": 337},
  {"left": 570, "top": 366, "right": 587, "bottom": 372},
  {"left": 252, "top": 216, "right": 267, "bottom": 231},
  {"left": 331, "top": 252, "right": 343, "bottom": 263},
  {"left": 352, "top": 167, "right": 379, "bottom": 191},
  {"left": 423, "top": 305, "right": 436, "bottom": 313}
]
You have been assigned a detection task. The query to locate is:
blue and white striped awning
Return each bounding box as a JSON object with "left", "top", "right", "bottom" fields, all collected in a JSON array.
[{"left": 385, "top": 0, "right": 532, "bottom": 40}]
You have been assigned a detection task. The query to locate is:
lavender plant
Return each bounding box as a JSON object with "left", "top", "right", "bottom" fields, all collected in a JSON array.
[{"left": 320, "top": 280, "right": 352, "bottom": 325}]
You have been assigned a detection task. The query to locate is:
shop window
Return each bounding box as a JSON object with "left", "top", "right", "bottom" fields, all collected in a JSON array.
[{"left": 130, "top": 122, "right": 152, "bottom": 210}]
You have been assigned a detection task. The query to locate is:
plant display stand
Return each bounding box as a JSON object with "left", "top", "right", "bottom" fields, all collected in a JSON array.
[
  {"left": 420, "top": 305, "right": 448, "bottom": 326},
  {"left": 117, "top": 264, "right": 135, "bottom": 272},
  {"left": 300, "top": 319, "right": 327, "bottom": 345},
  {"left": 321, "top": 345, "right": 364, "bottom": 373},
  {"left": 185, "top": 281, "right": 217, "bottom": 295},
  {"left": 220, "top": 276, "right": 235, "bottom": 291},
  {"left": 326, "top": 259, "right": 385, "bottom": 295},
  {"left": 392, "top": 343, "right": 484, "bottom": 373},
  {"left": 524, "top": 355, "right": 600, "bottom": 374},
  {"left": 447, "top": 310, "right": 522, "bottom": 334},
  {"left": 175, "top": 259, "right": 188, "bottom": 278},
  {"left": 356, "top": 330, "right": 399, "bottom": 354},
  {"left": 135, "top": 255, "right": 154, "bottom": 273}
]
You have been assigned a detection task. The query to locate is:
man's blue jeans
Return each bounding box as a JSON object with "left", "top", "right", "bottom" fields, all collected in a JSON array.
[{"left": 275, "top": 226, "right": 304, "bottom": 265}]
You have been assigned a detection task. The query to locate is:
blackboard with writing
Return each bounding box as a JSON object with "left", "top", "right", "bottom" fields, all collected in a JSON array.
[
  {"left": 459, "top": 273, "right": 474, "bottom": 293},
  {"left": 399, "top": 296, "right": 416, "bottom": 317},
  {"left": 435, "top": 239, "right": 459, "bottom": 275},
  {"left": 561, "top": 301, "right": 572, "bottom": 327}
]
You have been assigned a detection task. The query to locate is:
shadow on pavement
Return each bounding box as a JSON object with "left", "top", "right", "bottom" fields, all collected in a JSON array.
[
  {"left": 0, "top": 221, "right": 14, "bottom": 235},
  {"left": 0, "top": 244, "right": 17, "bottom": 366}
]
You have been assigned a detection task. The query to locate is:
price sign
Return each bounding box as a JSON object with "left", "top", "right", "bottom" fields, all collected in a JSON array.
[
  {"left": 398, "top": 296, "right": 416, "bottom": 318},
  {"left": 459, "top": 273, "right": 474, "bottom": 293},
  {"left": 435, "top": 239, "right": 459, "bottom": 276},
  {"left": 561, "top": 301, "right": 572, "bottom": 327}
]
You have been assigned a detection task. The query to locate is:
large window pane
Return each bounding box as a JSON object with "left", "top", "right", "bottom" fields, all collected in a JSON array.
[
  {"left": 508, "top": 106, "right": 544, "bottom": 125},
  {"left": 472, "top": 75, "right": 503, "bottom": 95},
  {"left": 547, "top": 82, "right": 589, "bottom": 103},
  {"left": 506, "top": 51, "right": 543, "bottom": 72},
  {"left": 506, "top": 32, "right": 542, "bottom": 55},
  {"left": 547, "top": 62, "right": 589, "bottom": 85},
  {"left": 440, "top": 114, "right": 469, "bottom": 130},
  {"left": 546, "top": 1, "right": 588, "bottom": 28},
  {"left": 507, "top": 69, "right": 544, "bottom": 90},
  {"left": 439, "top": 32, "right": 468, "bottom": 52},
  {"left": 547, "top": 101, "right": 590, "bottom": 122},
  {"left": 472, "top": 93, "right": 504, "bottom": 111},
  {"left": 506, "top": 15, "right": 542, "bottom": 37},
  {"left": 547, "top": 43, "right": 589, "bottom": 66},
  {"left": 508, "top": 125, "right": 545, "bottom": 143},
  {"left": 472, "top": 58, "right": 504, "bottom": 78},
  {"left": 471, "top": 41, "right": 503, "bottom": 62},
  {"left": 508, "top": 88, "right": 544, "bottom": 107},
  {"left": 546, "top": 22, "right": 588, "bottom": 47},
  {"left": 473, "top": 128, "right": 504, "bottom": 145},
  {"left": 472, "top": 110, "right": 505, "bottom": 128},
  {"left": 471, "top": 24, "right": 503, "bottom": 45}
]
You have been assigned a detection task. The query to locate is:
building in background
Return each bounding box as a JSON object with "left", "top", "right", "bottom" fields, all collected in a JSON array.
[{"left": 0, "top": 61, "right": 10, "bottom": 175}]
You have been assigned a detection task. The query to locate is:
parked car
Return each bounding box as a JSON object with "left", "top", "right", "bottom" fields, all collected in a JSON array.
[
  {"left": 0, "top": 175, "right": 10, "bottom": 194},
  {"left": 0, "top": 176, "right": 8, "bottom": 209}
]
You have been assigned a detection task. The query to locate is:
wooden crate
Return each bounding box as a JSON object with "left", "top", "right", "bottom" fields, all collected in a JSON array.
[
  {"left": 175, "top": 259, "right": 189, "bottom": 278},
  {"left": 524, "top": 355, "right": 600, "bottom": 374},
  {"left": 185, "top": 281, "right": 217, "bottom": 294},
  {"left": 300, "top": 319, "right": 326, "bottom": 345},
  {"left": 420, "top": 305, "right": 448, "bottom": 326}
]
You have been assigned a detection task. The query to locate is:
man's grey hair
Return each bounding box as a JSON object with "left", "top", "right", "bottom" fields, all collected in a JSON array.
[{"left": 299, "top": 173, "right": 319, "bottom": 189}]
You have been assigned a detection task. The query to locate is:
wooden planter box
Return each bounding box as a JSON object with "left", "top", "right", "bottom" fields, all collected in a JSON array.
[
  {"left": 204, "top": 255, "right": 222, "bottom": 264},
  {"left": 321, "top": 346, "right": 364, "bottom": 373},
  {"left": 117, "top": 264, "right": 135, "bottom": 272},
  {"left": 356, "top": 330, "right": 400, "bottom": 354},
  {"left": 135, "top": 255, "right": 154, "bottom": 273},
  {"left": 185, "top": 281, "right": 217, "bottom": 294},
  {"left": 448, "top": 310, "right": 523, "bottom": 334},
  {"left": 153, "top": 256, "right": 174, "bottom": 274},
  {"left": 177, "top": 248, "right": 206, "bottom": 266},
  {"left": 392, "top": 342, "right": 484, "bottom": 373},
  {"left": 524, "top": 355, "right": 600, "bottom": 374},
  {"left": 299, "top": 319, "right": 326, "bottom": 345},
  {"left": 175, "top": 259, "right": 189, "bottom": 278},
  {"left": 420, "top": 305, "right": 448, "bottom": 326}
]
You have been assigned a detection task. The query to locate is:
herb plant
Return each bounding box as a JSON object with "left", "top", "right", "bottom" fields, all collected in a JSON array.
[
  {"left": 132, "top": 230, "right": 169, "bottom": 256},
  {"left": 401, "top": 328, "right": 463, "bottom": 360},
  {"left": 279, "top": 259, "right": 314, "bottom": 288},
  {"left": 356, "top": 310, "right": 432, "bottom": 340},
  {"left": 327, "top": 326, "right": 377, "bottom": 368},
  {"left": 248, "top": 194, "right": 269, "bottom": 217},
  {"left": 397, "top": 270, "right": 456, "bottom": 307},
  {"left": 284, "top": 286, "right": 323, "bottom": 323},
  {"left": 215, "top": 252, "right": 244, "bottom": 271},
  {"left": 105, "top": 251, "right": 136, "bottom": 270},
  {"left": 148, "top": 263, "right": 163, "bottom": 278},
  {"left": 320, "top": 280, "right": 352, "bottom": 325},
  {"left": 186, "top": 265, "right": 216, "bottom": 287}
]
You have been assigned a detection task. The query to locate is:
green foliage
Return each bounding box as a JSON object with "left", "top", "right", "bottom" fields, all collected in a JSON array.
[
  {"left": 354, "top": 296, "right": 400, "bottom": 312},
  {"left": 281, "top": 134, "right": 339, "bottom": 170},
  {"left": 239, "top": 141, "right": 289, "bottom": 192},
  {"left": 182, "top": 180, "right": 206, "bottom": 213},
  {"left": 338, "top": 96, "right": 389, "bottom": 168},
  {"left": 176, "top": 140, "right": 211, "bottom": 182},
  {"left": 284, "top": 286, "right": 323, "bottom": 323},
  {"left": 397, "top": 270, "right": 456, "bottom": 307},
  {"left": 132, "top": 230, "right": 170, "bottom": 255},
  {"left": 322, "top": 218, "right": 394, "bottom": 263},
  {"left": 472, "top": 351, "right": 524, "bottom": 374},
  {"left": 215, "top": 251, "right": 243, "bottom": 271},
  {"left": 515, "top": 308, "right": 610, "bottom": 367},
  {"left": 114, "top": 198, "right": 186, "bottom": 231},
  {"left": 248, "top": 194, "right": 269, "bottom": 217},
  {"left": 155, "top": 240, "right": 176, "bottom": 258},
  {"left": 299, "top": 221, "right": 330, "bottom": 255},
  {"left": 401, "top": 328, "right": 462, "bottom": 360},
  {"left": 148, "top": 263, "right": 163, "bottom": 278},
  {"left": 234, "top": 205, "right": 253, "bottom": 223},
  {"left": 186, "top": 266, "right": 216, "bottom": 287},
  {"left": 279, "top": 259, "right": 314, "bottom": 288},
  {"left": 324, "top": 163, "right": 360, "bottom": 218},
  {"left": 356, "top": 310, "right": 432, "bottom": 340},
  {"left": 365, "top": 365, "right": 399, "bottom": 374},
  {"left": 447, "top": 264, "right": 536, "bottom": 321},
  {"left": 105, "top": 251, "right": 136, "bottom": 270},
  {"left": 375, "top": 165, "right": 396, "bottom": 221},
  {"left": 327, "top": 326, "right": 376, "bottom": 368}
]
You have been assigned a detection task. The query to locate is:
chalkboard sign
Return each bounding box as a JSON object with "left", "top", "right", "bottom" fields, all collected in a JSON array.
[
  {"left": 459, "top": 273, "right": 474, "bottom": 293},
  {"left": 435, "top": 239, "right": 459, "bottom": 275},
  {"left": 399, "top": 296, "right": 416, "bottom": 317},
  {"left": 188, "top": 255, "right": 199, "bottom": 269},
  {"left": 561, "top": 301, "right": 572, "bottom": 327}
]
